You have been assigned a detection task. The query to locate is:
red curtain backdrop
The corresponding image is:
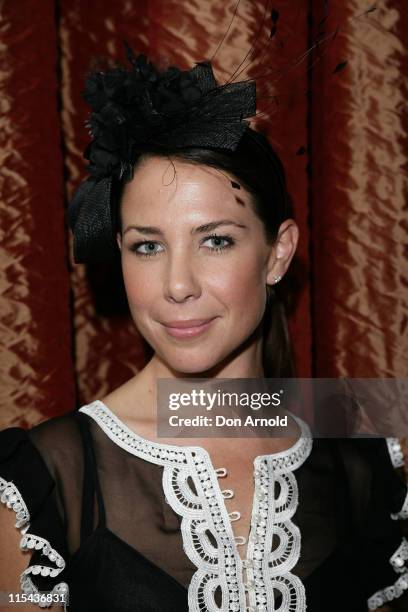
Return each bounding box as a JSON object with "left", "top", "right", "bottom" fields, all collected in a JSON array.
[
  {"left": 0, "top": 1, "right": 407, "bottom": 429},
  {"left": 0, "top": 0, "right": 74, "bottom": 428},
  {"left": 310, "top": 0, "right": 408, "bottom": 377}
]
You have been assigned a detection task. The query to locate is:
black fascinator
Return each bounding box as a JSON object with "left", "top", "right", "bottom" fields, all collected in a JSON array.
[{"left": 67, "top": 46, "right": 256, "bottom": 264}]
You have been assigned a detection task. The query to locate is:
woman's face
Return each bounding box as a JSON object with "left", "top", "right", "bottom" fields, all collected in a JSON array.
[{"left": 118, "top": 156, "right": 289, "bottom": 375}]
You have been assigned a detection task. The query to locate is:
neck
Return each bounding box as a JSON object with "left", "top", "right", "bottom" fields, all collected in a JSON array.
[{"left": 109, "top": 324, "right": 266, "bottom": 426}]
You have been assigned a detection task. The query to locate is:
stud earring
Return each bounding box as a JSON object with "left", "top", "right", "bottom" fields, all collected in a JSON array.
[{"left": 273, "top": 275, "right": 282, "bottom": 284}]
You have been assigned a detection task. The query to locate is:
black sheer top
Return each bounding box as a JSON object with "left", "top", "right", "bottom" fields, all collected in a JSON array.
[{"left": 1, "top": 400, "right": 408, "bottom": 612}]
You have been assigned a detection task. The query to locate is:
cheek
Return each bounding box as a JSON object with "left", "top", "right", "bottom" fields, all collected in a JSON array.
[
  {"left": 121, "top": 260, "right": 156, "bottom": 315},
  {"left": 209, "top": 252, "right": 267, "bottom": 319}
]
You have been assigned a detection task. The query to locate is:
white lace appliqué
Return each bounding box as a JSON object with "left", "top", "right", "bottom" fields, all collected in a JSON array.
[
  {"left": 391, "top": 484, "right": 408, "bottom": 521},
  {"left": 368, "top": 571, "right": 408, "bottom": 610},
  {"left": 390, "top": 537, "right": 408, "bottom": 574},
  {"left": 0, "top": 477, "right": 68, "bottom": 609},
  {"left": 80, "top": 400, "right": 312, "bottom": 611},
  {"left": 386, "top": 438, "right": 405, "bottom": 469},
  {"left": 367, "top": 528, "right": 408, "bottom": 608},
  {"left": 385, "top": 438, "right": 408, "bottom": 521}
]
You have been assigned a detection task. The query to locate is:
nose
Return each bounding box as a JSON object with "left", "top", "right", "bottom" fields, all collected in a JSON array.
[{"left": 164, "top": 251, "right": 202, "bottom": 303}]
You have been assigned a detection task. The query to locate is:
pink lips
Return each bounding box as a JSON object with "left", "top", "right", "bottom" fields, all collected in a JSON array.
[{"left": 161, "top": 318, "right": 217, "bottom": 339}]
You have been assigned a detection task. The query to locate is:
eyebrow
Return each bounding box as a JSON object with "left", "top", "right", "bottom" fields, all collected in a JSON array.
[{"left": 123, "top": 220, "right": 248, "bottom": 236}]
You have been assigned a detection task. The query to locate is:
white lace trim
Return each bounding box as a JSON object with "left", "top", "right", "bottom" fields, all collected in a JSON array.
[
  {"left": 20, "top": 576, "right": 69, "bottom": 610},
  {"left": 386, "top": 439, "right": 408, "bottom": 521},
  {"left": 0, "top": 478, "right": 30, "bottom": 529},
  {"left": 367, "top": 537, "right": 408, "bottom": 610},
  {"left": 80, "top": 400, "right": 312, "bottom": 611},
  {"left": 368, "top": 572, "right": 408, "bottom": 610},
  {"left": 386, "top": 438, "right": 405, "bottom": 469},
  {"left": 390, "top": 538, "right": 408, "bottom": 573},
  {"left": 0, "top": 476, "right": 69, "bottom": 609},
  {"left": 391, "top": 485, "right": 408, "bottom": 520}
]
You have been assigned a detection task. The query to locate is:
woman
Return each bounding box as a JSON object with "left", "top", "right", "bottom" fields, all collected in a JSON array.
[{"left": 1, "top": 51, "right": 407, "bottom": 612}]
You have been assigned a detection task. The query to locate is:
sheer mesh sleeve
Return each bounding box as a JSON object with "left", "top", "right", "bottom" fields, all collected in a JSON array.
[
  {"left": 0, "top": 423, "right": 71, "bottom": 607},
  {"left": 26, "top": 412, "right": 86, "bottom": 559},
  {"left": 348, "top": 438, "right": 408, "bottom": 611}
]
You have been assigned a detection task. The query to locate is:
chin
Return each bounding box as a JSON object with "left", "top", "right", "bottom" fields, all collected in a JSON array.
[{"left": 159, "top": 349, "right": 221, "bottom": 375}]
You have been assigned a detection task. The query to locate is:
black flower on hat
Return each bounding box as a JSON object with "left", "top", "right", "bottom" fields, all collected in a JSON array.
[{"left": 81, "top": 45, "right": 256, "bottom": 181}]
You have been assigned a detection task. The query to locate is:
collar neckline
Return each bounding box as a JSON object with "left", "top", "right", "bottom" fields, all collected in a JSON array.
[{"left": 79, "top": 399, "right": 312, "bottom": 466}]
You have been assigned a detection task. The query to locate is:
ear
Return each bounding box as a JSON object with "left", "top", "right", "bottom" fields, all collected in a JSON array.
[
  {"left": 116, "top": 231, "right": 122, "bottom": 251},
  {"left": 265, "top": 219, "right": 299, "bottom": 285}
]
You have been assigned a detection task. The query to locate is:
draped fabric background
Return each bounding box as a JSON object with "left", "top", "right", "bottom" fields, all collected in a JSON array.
[{"left": 0, "top": 1, "right": 407, "bottom": 432}]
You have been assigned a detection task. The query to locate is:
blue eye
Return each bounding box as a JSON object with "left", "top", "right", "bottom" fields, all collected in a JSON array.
[
  {"left": 130, "top": 241, "right": 164, "bottom": 257},
  {"left": 128, "top": 234, "right": 235, "bottom": 258},
  {"left": 202, "top": 234, "right": 235, "bottom": 251}
]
